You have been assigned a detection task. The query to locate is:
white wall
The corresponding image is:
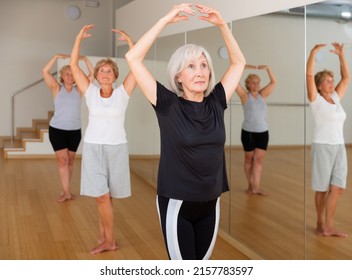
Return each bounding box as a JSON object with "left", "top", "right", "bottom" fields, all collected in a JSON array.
[
  {"left": 0, "top": 0, "right": 115, "bottom": 138},
  {"left": 115, "top": 0, "right": 324, "bottom": 40}
]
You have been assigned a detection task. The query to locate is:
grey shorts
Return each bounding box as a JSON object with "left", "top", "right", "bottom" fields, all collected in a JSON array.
[
  {"left": 310, "top": 143, "right": 347, "bottom": 191},
  {"left": 81, "top": 142, "right": 131, "bottom": 198}
]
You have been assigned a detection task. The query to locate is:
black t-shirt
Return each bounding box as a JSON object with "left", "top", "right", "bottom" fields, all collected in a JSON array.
[{"left": 152, "top": 81, "right": 229, "bottom": 202}]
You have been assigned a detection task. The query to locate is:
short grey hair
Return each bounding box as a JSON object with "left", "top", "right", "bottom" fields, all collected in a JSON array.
[{"left": 167, "top": 44, "right": 215, "bottom": 97}]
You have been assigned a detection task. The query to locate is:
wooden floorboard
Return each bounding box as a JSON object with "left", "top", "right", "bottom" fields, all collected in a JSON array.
[
  {"left": 130, "top": 146, "right": 352, "bottom": 260},
  {"left": 0, "top": 150, "right": 248, "bottom": 260}
]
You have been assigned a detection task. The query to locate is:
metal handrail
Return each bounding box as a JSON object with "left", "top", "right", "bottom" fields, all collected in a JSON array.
[
  {"left": 11, "top": 72, "right": 57, "bottom": 142},
  {"left": 229, "top": 101, "right": 309, "bottom": 107}
]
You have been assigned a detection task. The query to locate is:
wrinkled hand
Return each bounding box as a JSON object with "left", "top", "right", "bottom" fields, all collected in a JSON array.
[
  {"left": 163, "top": 3, "right": 194, "bottom": 25},
  {"left": 258, "top": 65, "right": 269, "bottom": 70},
  {"left": 77, "top": 24, "right": 94, "bottom": 40},
  {"left": 195, "top": 4, "right": 226, "bottom": 27},
  {"left": 311, "top": 43, "right": 326, "bottom": 54},
  {"left": 245, "top": 64, "right": 257, "bottom": 69},
  {"left": 330, "top": 42, "right": 344, "bottom": 56},
  {"left": 112, "top": 29, "right": 133, "bottom": 47}
]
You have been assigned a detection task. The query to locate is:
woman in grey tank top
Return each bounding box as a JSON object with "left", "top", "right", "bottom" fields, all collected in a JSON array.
[
  {"left": 42, "top": 54, "right": 94, "bottom": 202},
  {"left": 235, "top": 64, "right": 276, "bottom": 195}
]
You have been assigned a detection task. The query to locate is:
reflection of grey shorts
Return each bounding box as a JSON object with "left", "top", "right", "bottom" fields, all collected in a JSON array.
[
  {"left": 310, "top": 143, "right": 347, "bottom": 191},
  {"left": 81, "top": 142, "right": 131, "bottom": 198}
]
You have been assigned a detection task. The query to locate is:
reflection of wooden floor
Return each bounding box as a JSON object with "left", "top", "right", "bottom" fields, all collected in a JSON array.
[
  {"left": 229, "top": 146, "right": 352, "bottom": 260},
  {"left": 0, "top": 150, "right": 248, "bottom": 260},
  {"left": 130, "top": 146, "right": 352, "bottom": 260}
]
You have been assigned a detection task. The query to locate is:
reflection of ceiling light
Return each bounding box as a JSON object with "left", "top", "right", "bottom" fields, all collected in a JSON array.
[
  {"left": 341, "top": 11, "right": 352, "bottom": 18},
  {"left": 341, "top": 5, "right": 352, "bottom": 19}
]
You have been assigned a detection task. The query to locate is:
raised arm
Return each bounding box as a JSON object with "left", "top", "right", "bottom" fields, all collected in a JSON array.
[
  {"left": 112, "top": 29, "right": 137, "bottom": 96},
  {"left": 235, "top": 65, "right": 256, "bottom": 104},
  {"left": 69, "top": 25, "right": 94, "bottom": 95},
  {"left": 195, "top": 4, "right": 246, "bottom": 102},
  {"left": 125, "top": 3, "right": 194, "bottom": 105},
  {"left": 42, "top": 54, "right": 70, "bottom": 96},
  {"left": 80, "top": 56, "right": 95, "bottom": 83},
  {"left": 306, "top": 44, "right": 326, "bottom": 102},
  {"left": 258, "top": 65, "right": 277, "bottom": 99},
  {"left": 332, "top": 42, "right": 350, "bottom": 99}
]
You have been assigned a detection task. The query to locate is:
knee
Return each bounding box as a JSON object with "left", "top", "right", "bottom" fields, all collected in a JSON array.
[
  {"left": 96, "top": 193, "right": 111, "bottom": 204},
  {"left": 57, "top": 157, "right": 69, "bottom": 168}
]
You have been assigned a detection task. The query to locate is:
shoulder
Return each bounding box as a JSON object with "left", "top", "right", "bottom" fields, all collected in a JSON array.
[
  {"left": 85, "top": 83, "right": 99, "bottom": 98},
  {"left": 114, "top": 84, "right": 129, "bottom": 99}
]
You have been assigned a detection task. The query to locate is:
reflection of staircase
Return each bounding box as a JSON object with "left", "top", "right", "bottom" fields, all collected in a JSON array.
[{"left": 3, "top": 111, "right": 54, "bottom": 159}]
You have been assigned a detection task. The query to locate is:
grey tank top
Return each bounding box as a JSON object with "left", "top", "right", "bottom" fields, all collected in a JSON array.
[
  {"left": 50, "top": 85, "right": 81, "bottom": 130},
  {"left": 242, "top": 92, "right": 268, "bottom": 132}
]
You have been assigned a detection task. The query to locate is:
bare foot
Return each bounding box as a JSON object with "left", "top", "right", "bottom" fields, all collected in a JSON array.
[
  {"left": 245, "top": 188, "right": 253, "bottom": 194},
  {"left": 57, "top": 193, "right": 75, "bottom": 203},
  {"left": 253, "top": 189, "right": 268, "bottom": 195},
  {"left": 90, "top": 241, "right": 119, "bottom": 255},
  {"left": 314, "top": 228, "right": 324, "bottom": 236},
  {"left": 247, "top": 189, "right": 268, "bottom": 196},
  {"left": 323, "top": 229, "right": 348, "bottom": 238}
]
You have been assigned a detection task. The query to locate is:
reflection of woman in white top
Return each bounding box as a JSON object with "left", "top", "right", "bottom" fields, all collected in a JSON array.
[
  {"left": 235, "top": 65, "right": 276, "bottom": 195},
  {"left": 306, "top": 43, "right": 350, "bottom": 238}
]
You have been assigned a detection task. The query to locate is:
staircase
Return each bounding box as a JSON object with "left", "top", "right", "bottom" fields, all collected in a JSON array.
[{"left": 3, "top": 111, "right": 54, "bottom": 159}]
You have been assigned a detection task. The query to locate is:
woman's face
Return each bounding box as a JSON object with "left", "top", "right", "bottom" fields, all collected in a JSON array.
[
  {"left": 246, "top": 77, "right": 260, "bottom": 92},
  {"left": 61, "top": 69, "right": 75, "bottom": 85},
  {"left": 177, "top": 54, "right": 210, "bottom": 95},
  {"left": 96, "top": 64, "right": 116, "bottom": 85},
  {"left": 318, "top": 75, "right": 335, "bottom": 94}
]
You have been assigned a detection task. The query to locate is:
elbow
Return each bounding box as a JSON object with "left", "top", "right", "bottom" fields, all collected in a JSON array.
[{"left": 125, "top": 50, "right": 135, "bottom": 64}]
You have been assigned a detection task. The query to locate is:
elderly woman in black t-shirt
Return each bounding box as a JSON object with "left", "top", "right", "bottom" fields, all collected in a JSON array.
[{"left": 126, "top": 3, "right": 245, "bottom": 260}]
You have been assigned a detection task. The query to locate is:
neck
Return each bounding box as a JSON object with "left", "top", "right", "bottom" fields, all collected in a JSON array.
[
  {"left": 100, "top": 86, "right": 113, "bottom": 97},
  {"left": 182, "top": 92, "right": 204, "bottom": 102}
]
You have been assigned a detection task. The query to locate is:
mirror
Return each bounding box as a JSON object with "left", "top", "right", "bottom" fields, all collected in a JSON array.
[
  {"left": 227, "top": 9, "right": 306, "bottom": 260},
  {"left": 306, "top": 1, "right": 352, "bottom": 259}
]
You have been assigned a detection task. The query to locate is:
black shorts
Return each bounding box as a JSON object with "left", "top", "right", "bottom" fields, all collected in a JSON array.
[
  {"left": 49, "top": 126, "right": 81, "bottom": 152},
  {"left": 241, "top": 129, "right": 269, "bottom": 152}
]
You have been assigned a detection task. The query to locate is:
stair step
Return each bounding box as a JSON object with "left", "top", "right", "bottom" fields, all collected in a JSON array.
[{"left": 4, "top": 139, "right": 22, "bottom": 149}]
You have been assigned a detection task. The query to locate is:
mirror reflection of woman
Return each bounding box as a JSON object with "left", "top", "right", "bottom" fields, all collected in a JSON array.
[
  {"left": 42, "top": 54, "right": 94, "bottom": 202},
  {"left": 306, "top": 43, "right": 349, "bottom": 237},
  {"left": 235, "top": 64, "right": 276, "bottom": 195}
]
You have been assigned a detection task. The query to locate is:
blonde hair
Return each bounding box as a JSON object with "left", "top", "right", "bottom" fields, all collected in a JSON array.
[
  {"left": 245, "top": 74, "right": 260, "bottom": 91},
  {"left": 94, "top": 58, "right": 119, "bottom": 81},
  {"left": 314, "top": 69, "right": 334, "bottom": 93},
  {"left": 167, "top": 44, "right": 215, "bottom": 97},
  {"left": 59, "top": 65, "right": 71, "bottom": 84}
]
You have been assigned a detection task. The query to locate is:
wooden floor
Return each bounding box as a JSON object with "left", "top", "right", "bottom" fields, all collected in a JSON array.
[
  {"left": 0, "top": 150, "right": 248, "bottom": 260},
  {"left": 129, "top": 146, "right": 352, "bottom": 260}
]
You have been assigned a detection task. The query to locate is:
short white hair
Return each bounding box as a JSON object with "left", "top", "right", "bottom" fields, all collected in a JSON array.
[{"left": 167, "top": 44, "right": 215, "bottom": 97}]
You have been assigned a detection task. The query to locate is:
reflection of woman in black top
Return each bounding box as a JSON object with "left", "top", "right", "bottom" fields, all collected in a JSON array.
[{"left": 126, "top": 3, "right": 245, "bottom": 259}]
